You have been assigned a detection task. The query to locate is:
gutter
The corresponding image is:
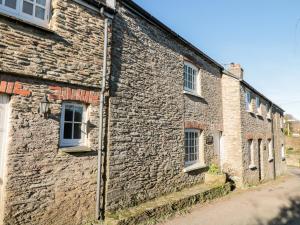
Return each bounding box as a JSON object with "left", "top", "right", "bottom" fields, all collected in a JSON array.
[{"left": 96, "top": 9, "right": 110, "bottom": 221}]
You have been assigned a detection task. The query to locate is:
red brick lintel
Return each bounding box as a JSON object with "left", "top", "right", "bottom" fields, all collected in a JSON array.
[
  {"left": 48, "top": 86, "right": 99, "bottom": 105},
  {"left": 0, "top": 81, "right": 31, "bottom": 97},
  {"left": 184, "top": 121, "right": 207, "bottom": 130}
]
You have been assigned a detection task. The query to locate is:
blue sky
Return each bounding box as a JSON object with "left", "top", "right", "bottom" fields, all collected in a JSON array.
[{"left": 134, "top": 0, "right": 300, "bottom": 118}]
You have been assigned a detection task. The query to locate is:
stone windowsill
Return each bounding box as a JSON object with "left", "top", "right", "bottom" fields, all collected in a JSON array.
[
  {"left": 267, "top": 116, "right": 272, "bottom": 120},
  {"left": 59, "top": 146, "right": 92, "bottom": 153},
  {"left": 183, "top": 163, "right": 208, "bottom": 173},
  {"left": 249, "top": 164, "right": 257, "bottom": 170},
  {"left": 183, "top": 90, "right": 204, "bottom": 99},
  {"left": 268, "top": 157, "right": 274, "bottom": 162},
  {"left": 246, "top": 110, "right": 255, "bottom": 115},
  {"left": 256, "top": 112, "right": 263, "bottom": 118}
]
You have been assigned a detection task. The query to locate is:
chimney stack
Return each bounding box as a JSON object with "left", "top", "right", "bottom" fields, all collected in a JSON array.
[{"left": 227, "top": 63, "right": 244, "bottom": 80}]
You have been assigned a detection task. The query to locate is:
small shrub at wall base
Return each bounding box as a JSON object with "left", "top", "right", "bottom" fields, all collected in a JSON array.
[{"left": 208, "top": 164, "right": 221, "bottom": 175}]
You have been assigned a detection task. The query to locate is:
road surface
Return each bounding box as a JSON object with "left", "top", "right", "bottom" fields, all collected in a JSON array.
[{"left": 160, "top": 167, "right": 300, "bottom": 225}]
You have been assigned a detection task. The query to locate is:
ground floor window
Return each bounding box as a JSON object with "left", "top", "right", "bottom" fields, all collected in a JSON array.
[
  {"left": 248, "top": 139, "right": 256, "bottom": 168},
  {"left": 281, "top": 144, "right": 285, "bottom": 160},
  {"left": 184, "top": 129, "right": 202, "bottom": 166},
  {"left": 268, "top": 139, "right": 273, "bottom": 161},
  {"left": 60, "top": 102, "right": 87, "bottom": 147}
]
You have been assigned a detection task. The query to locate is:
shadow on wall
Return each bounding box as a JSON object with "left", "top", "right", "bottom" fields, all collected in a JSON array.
[{"left": 256, "top": 197, "right": 300, "bottom": 225}]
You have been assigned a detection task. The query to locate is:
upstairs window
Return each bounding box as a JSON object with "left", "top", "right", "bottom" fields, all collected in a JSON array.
[
  {"left": 256, "top": 96, "right": 262, "bottom": 115},
  {"left": 60, "top": 103, "right": 87, "bottom": 147},
  {"left": 184, "top": 129, "right": 202, "bottom": 166},
  {"left": 184, "top": 62, "right": 200, "bottom": 95},
  {"left": 280, "top": 116, "right": 284, "bottom": 129},
  {"left": 0, "top": 0, "right": 50, "bottom": 27},
  {"left": 267, "top": 104, "right": 272, "bottom": 119},
  {"left": 245, "top": 90, "right": 252, "bottom": 112}
]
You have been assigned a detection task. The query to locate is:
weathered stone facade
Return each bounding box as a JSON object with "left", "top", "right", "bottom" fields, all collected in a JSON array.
[
  {"left": 222, "top": 64, "right": 286, "bottom": 187},
  {"left": 0, "top": 0, "right": 286, "bottom": 224},
  {"left": 0, "top": 0, "right": 111, "bottom": 224},
  {"left": 106, "top": 1, "right": 223, "bottom": 211}
]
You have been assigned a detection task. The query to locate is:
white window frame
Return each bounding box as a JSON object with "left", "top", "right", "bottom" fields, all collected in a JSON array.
[
  {"left": 256, "top": 96, "right": 262, "bottom": 115},
  {"left": 0, "top": 0, "right": 50, "bottom": 27},
  {"left": 184, "top": 62, "right": 200, "bottom": 95},
  {"left": 267, "top": 104, "right": 272, "bottom": 119},
  {"left": 245, "top": 90, "right": 252, "bottom": 112},
  {"left": 280, "top": 116, "right": 284, "bottom": 129},
  {"left": 248, "top": 139, "right": 256, "bottom": 169},
  {"left": 184, "top": 129, "right": 203, "bottom": 166},
  {"left": 268, "top": 139, "right": 273, "bottom": 161},
  {"left": 281, "top": 144, "right": 285, "bottom": 160},
  {"left": 60, "top": 102, "right": 87, "bottom": 147}
]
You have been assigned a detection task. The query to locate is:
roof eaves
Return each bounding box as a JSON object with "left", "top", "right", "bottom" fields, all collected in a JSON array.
[{"left": 241, "top": 80, "right": 284, "bottom": 113}]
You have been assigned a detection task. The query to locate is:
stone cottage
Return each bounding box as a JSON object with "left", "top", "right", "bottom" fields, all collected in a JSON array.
[
  {"left": 0, "top": 0, "right": 286, "bottom": 224},
  {"left": 222, "top": 63, "right": 286, "bottom": 187}
]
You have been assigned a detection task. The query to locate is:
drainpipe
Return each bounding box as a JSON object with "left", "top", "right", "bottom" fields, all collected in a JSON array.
[
  {"left": 96, "top": 9, "right": 109, "bottom": 221},
  {"left": 271, "top": 103, "right": 276, "bottom": 180}
]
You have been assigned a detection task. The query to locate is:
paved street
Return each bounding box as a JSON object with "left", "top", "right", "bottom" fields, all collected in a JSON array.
[{"left": 160, "top": 168, "right": 300, "bottom": 225}]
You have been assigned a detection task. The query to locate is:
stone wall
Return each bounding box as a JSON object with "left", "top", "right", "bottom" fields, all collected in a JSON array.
[
  {"left": 221, "top": 74, "right": 243, "bottom": 185},
  {"left": 0, "top": 0, "right": 104, "bottom": 87},
  {"left": 272, "top": 111, "right": 287, "bottom": 177},
  {"left": 221, "top": 72, "right": 286, "bottom": 187},
  {"left": 240, "top": 86, "right": 274, "bottom": 185},
  {"left": 106, "top": 2, "right": 223, "bottom": 211},
  {"left": 0, "top": 0, "right": 108, "bottom": 224}
]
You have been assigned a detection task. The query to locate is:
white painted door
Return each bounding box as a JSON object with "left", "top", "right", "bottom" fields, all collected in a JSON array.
[{"left": 0, "top": 95, "right": 9, "bottom": 187}]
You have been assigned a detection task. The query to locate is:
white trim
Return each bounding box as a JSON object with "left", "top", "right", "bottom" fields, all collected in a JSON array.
[
  {"left": 248, "top": 139, "right": 256, "bottom": 169},
  {"left": 0, "top": 95, "right": 10, "bottom": 224},
  {"left": 183, "top": 90, "right": 204, "bottom": 99},
  {"left": 256, "top": 96, "right": 262, "bottom": 115},
  {"left": 245, "top": 90, "right": 253, "bottom": 112},
  {"left": 184, "top": 62, "right": 201, "bottom": 96},
  {"left": 0, "top": 0, "right": 50, "bottom": 28},
  {"left": 60, "top": 102, "right": 87, "bottom": 147},
  {"left": 183, "top": 163, "right": 207, "bottom": 173},
  {"left": 249, "top": 164, "right": 257, "bottom": 170},
  {"left": 267, "top": 139, "right": 273, "bottom": 162},
  {"left": 184, "top": 128, "right": 204, "bottom": 167}
]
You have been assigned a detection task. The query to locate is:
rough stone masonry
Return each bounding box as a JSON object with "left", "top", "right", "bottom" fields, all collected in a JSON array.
[{"left": 0, "top": 0, "right": 286, "bottom": 224}]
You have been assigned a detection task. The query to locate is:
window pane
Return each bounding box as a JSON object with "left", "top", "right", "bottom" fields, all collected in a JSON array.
[
  {"left": 35, "top": 6, "right": 45, "bottom": 19},
  {"left": 63, "top": 123, "right": 72, "bottom": 139},
  {"left": 74, "top": 123, "right": 82, "bottom": 139},
  {"left": 0, "top": 0, "right": 2, "bottom": 5},
  {"left": 74, "top": 107, "right": 83, "bottom": 122},
  {"left": 36, "top": 0, "right": 46, "bottom": 5},
  {"left": 22, "top": 1, "right": 33, "bottom": 15},
  {"left": 64, "top": 105, "right": 73, "bottom": 121},
  {"left": 5, "top": 0, "right": 17, "bottom": 9}
]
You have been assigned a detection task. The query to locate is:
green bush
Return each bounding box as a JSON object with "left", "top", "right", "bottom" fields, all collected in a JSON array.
[{"left": 208, "top": 164, "right": 221, "bottom": 175}]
